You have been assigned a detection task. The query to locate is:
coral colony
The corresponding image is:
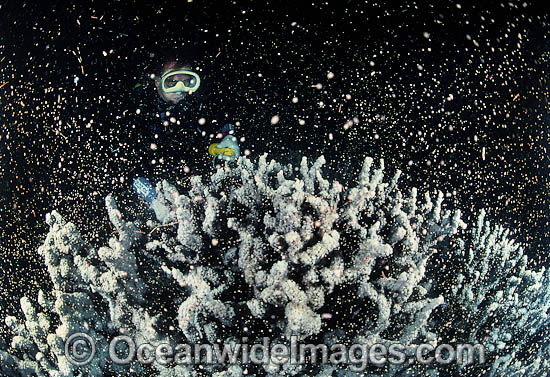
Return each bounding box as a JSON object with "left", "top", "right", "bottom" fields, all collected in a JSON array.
[{"left": 1, "top": 155, "right": 549, "bottom": 376}]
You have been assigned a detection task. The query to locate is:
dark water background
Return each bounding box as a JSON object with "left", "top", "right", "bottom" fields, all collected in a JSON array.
[{"left": 0, "top": 0, "right": 548, "bottom": 356}]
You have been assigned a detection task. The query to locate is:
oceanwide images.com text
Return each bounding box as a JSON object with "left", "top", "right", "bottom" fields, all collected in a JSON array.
[{"left": 65, "top": 333, "right": 486, "bottom": 371}]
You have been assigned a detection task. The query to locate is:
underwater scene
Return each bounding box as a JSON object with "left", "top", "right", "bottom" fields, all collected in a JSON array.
[{"left": 0, "top": 1, "right": 549, "bottom": 376}]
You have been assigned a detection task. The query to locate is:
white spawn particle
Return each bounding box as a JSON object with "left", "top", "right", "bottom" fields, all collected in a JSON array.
[{"left": 344, "top": 120, "right": 353, "bottom": 130}]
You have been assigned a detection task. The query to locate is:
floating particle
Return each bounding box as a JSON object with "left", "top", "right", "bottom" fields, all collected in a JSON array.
[
  {"left": 327, "top": 71, "right": 334, "bottom": 79},
  {"left": 271, "top": 115, "right": 280, "bottom": 125},
  {"left": 199, "top": 118, "right": 206, "bottom": 125}
]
